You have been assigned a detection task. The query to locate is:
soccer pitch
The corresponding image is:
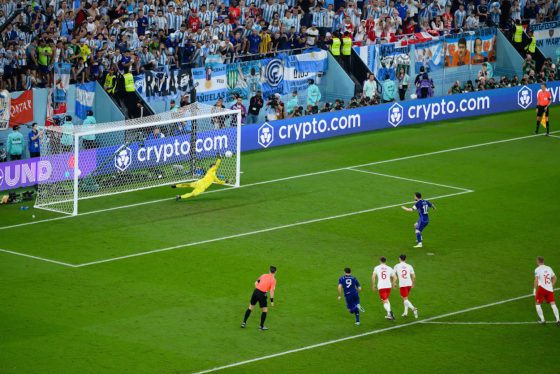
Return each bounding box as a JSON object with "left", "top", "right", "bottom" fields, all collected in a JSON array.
[{"left": 1, "top": 109, "right": 559, "bottom": 373}]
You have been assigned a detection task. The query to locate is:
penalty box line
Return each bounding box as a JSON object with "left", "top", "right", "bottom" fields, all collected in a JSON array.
[
  {"left": 193, "top": 290, "right": 556, "bottom": 374},
  {"left": 0, "top": 168, "right": 472, "bottom": 268},
  {"left": 0, "top": 130, "right": 554, "bottom": 232},
  {"left": 72, "top": 188, "right": 472, "bottom": 268}
]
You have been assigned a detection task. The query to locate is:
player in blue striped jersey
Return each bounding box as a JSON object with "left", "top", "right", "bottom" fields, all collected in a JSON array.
[
  {"left": 338, "top": 268, "right": 365, "bottom": 325},
  {"left": 402, "top": 192, "right": 436, "bottom": 248}
]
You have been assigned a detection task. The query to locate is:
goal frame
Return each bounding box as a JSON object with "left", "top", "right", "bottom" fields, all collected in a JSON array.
[{"left": 35, "top": 105, "right": 242, "bottom": 216}]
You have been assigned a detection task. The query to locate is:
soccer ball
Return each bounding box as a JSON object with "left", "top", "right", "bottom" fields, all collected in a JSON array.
[{"left": 225, "top": 151, "right": 233, "bottom": 158}]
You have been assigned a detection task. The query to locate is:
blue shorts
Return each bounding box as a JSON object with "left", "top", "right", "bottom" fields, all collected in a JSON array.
[
  {"left": 344, "top": 293, "right": 360, "bottom": 311},
  {"left": 416, "top": 219, "right": 429, "bottom": 231}
]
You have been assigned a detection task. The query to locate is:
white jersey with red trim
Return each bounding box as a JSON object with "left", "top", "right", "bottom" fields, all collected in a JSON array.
[
  {"left": 394, "top": 262, "right": 415, "bottom": 287},
  {"left": 373, "top": 264, "right": 394, "bottom": 289},
  {"left": 535, "top": 265, "right": 555, "bottom": 292}
]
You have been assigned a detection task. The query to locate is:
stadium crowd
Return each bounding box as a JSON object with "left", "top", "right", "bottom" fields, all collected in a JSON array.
[{"left": 0, "top": 0, "right": 558, "bottom": 92}]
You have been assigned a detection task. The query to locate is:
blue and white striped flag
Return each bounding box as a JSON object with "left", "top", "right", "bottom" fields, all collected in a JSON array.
[{"left": 75, "top": 82, "right": 96, "bottom": 120}]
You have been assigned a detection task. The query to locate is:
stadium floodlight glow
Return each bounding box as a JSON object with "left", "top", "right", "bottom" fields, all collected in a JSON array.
[{"left": 34, "top": 103, "right": 242, "bottom": 216}]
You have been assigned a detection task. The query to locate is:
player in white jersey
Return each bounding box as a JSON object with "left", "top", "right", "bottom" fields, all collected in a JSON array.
[
  {"left": 533, "top": 256, "right": 559, "bottom": 325},
  {"left": 372, "top": 256, "right": 396, "bottom": 320},
  {"left": 393, "top": 254, "right": 418, "bottom": 319}
]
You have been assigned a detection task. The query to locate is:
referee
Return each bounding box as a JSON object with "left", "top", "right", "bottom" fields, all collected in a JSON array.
[
  {"left": 536, "top": 83, "right": 551, "bottom": 135},
  {"left": 241, "top": 266, "right": 277, "bottom": 330}
]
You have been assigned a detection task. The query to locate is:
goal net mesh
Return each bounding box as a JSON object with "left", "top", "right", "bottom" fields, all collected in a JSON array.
[{"left": 34, "top": 102, "right": 241, "bottom": 215}]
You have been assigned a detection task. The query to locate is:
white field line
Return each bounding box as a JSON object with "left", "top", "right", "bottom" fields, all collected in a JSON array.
[
  {"left": 73, "top": 190, "right": 472, "bottom": 268},
  {"left": 0, "top": 130, "right": 556, "bottom": 231},
  {"left": 548, "top": 134, "right": 560, "bottom": 139},
  {"left": 0, "top": 248, "right": 77, "bottom": 268},
  {"left": 421, "top": 321, "right": 540, "bottom": 325},
  {"left": 347, "top": 168, "right": 473, "bottom": 192},
  {"left": 193, "top": 290, "right": 553, "bottom": 374}
]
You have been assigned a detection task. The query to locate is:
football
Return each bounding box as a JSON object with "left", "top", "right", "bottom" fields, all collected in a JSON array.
[{"left": 225, "top": 150, "right": 233, "bottom": 158}]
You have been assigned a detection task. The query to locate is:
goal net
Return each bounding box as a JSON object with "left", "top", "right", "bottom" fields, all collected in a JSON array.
[{"left": 34, "top": 102, "right": 241, "bottom": 216}]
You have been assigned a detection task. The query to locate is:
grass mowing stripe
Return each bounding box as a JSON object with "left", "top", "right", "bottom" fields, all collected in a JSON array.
[
  {"left": 0, "top": 130, "right": 555, "bottom": 232},
  {"left": 193, "top": 290, "right": 558, "bottom": 374},
  {"left": 73, "top": 190, "right": 472, "bottom": 267}
]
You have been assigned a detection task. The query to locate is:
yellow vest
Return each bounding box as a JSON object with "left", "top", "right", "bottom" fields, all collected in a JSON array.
[
  {"left": 104, "top": 74, "right": 116, "bottom": 93},
  {"left": 330, "top": 37, "right": 341, "bottom": 56},
  {"left": 526, "top": 36, "right": 536, "bottom": 53},
  {"left": 124, "top": 73, "right": 135, "bottom": 92},
  {"left": 342, "top": 37, "right": 352, "bottom": 56},
  {"left": 514, "top": 25, "right": 523, "bottom": 43}
]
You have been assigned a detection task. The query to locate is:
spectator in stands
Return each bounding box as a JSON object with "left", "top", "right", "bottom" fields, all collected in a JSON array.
[
  {"left": 247, "top": 91, "right": 264, "bottom": 124},
  {"left": 169, "top": 100, "right": 178, "bottom": 113},
  {"left": 397, "top": 68, "right": 410, "bottom": 101},
  {"left": 231, "top": 96, "right": 247, "bottom": 125},
  {"left": 28, "top": 123, "right": 42, "bottom": 158},
  {"left": 7, "top": 125, "right": 24, "bottom": 161},
  {"left": 306, "top": 79, "right": 322, "bottom": 107}
]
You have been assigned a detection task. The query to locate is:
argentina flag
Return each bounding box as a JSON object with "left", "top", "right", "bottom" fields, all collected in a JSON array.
[
  {"left": 75, "top": 82, "right": 96, "bottom": 120},
  {"left": 193, "top": 64, "right": 228, "bottom": 104}
]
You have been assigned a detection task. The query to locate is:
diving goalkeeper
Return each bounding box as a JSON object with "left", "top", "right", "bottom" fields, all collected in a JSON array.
[{"left": 172, "top": 158, "right": 225, "bottom": 201}]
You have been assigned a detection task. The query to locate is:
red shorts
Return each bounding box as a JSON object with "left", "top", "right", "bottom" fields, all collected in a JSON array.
[
  {"left": 535, "top": 286, "right": 555, "bottom": 304},
  {"left": 378, "top": 288, "right": 391, "bottom": 301},
  {"left": 400, "top": 286, "right": 412, "bottom": 298}
]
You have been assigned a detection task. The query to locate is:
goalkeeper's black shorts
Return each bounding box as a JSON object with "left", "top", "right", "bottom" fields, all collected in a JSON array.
[{"left": 250, "top": 289, "right": 267, "bottom": 308}]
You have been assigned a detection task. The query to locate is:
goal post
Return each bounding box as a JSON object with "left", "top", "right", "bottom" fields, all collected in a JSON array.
[{"left": 34, "top": 102, "right": 242, "bottom": 216}]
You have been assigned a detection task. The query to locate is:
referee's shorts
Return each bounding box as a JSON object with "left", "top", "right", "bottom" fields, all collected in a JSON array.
[
  {"left": 250, "top": 289, "right": 268, "bottom": 308},
  {"left": 537, "top": 105, "right": 549, "bottom": 117}
]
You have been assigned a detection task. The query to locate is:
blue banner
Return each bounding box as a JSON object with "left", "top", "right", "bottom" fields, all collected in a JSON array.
[{"left": 239, "top": 82, "right": 560, "bottom": 151}]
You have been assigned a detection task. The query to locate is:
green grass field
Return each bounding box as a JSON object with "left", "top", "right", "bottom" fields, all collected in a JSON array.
[{"left": 1, "top": 109, "right": 559, "bottom": 373}]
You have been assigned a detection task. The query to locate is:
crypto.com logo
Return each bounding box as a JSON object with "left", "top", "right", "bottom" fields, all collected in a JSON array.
[
  {"left": 517, "top": 86, "right": 532, "bottom": 109},
  {"left": 115, "top": 147, "right": 132, "bottom": 171},
  {"left": 258, "top": 123, "right": 274, "bottom": 148},
  {"left": 388, "top": 102, "right": 404, "bottom": 127}
]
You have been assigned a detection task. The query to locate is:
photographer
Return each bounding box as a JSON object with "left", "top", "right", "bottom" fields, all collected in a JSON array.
[
  {"left": 265, "top": 94, "right": 281, "bottom": 121},
  {"left": 246, "top": 91, "right": 264, "bottom": 124}
]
